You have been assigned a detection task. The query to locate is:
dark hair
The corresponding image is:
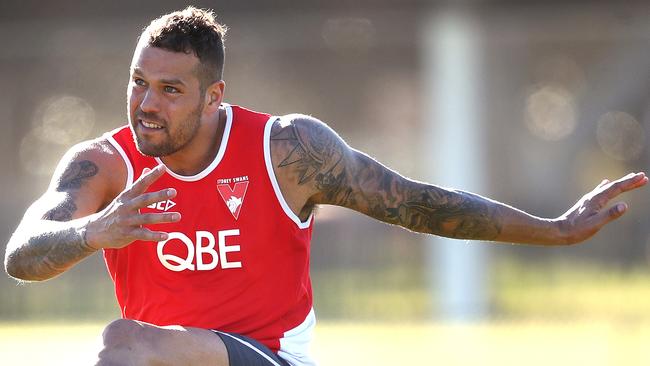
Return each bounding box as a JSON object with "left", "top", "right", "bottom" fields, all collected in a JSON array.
[{"left": 143, "top": 6, "right": 227, "bottom": 90}]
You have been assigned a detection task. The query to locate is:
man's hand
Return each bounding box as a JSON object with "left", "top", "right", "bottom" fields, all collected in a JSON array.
[
  {"left": 557, "top": 172, "right": 648, "bottom": 245},
  {"left": 85, "top": 165, "right": 181, "bottom": 250}
]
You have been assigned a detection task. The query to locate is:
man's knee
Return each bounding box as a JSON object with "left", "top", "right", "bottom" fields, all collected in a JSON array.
[
  {"left": 96, "top": 319, "right": 228, "bottom": 366},
  {"left": 97, "top": 319, "right": 158, "bottom": 365},
  {"left": 102, "top": 319, "right": 141, "bottom": 348}
]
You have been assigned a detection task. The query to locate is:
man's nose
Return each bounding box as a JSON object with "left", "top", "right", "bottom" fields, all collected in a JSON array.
[{"left": 140, "top": 89, "right": 160, "bottom": 113}]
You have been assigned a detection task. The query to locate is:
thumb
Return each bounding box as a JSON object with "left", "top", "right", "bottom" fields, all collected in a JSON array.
[{"left": 596, "top": 202, "right": 627, "bottom": 227}]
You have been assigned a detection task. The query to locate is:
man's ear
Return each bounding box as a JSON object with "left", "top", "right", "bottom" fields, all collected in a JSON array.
[{"left": 204, "top": 80, "right": 226, "bottom": 112}]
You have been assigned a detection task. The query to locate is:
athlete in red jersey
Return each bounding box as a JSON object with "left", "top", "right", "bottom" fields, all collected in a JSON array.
[
  {"left": 4, "top": 6, "right": 648, "bottom": 366},
  {"left": 103, "top": 105, "right": 316, "bottom": 363}
]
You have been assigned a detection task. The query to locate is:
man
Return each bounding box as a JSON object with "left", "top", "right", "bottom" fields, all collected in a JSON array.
[{"left": 4, "top": 6, "right": 647, "bottom": 366}]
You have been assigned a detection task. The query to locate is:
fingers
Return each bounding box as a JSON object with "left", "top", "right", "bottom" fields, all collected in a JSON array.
[
  {"left": 123, "top": 212, "right": 181, "bottom": 226},
  {"left": 120, "top": 212, "right": 180, "bottom": 244},
  {"left": 600, "top": 172, "right": 647, "bottom": 200},
  {"left": 122, "top": 165, "right": 167, "bottom": 199},
  {"left": 592, "top": 202, "right": 628, "bottom": 229},
  {"left": 129, "top": 228, "right": 170, "bottom": 242},
  {"left": 617, "top": 172, "right": 648, "bottom": 192},
  {"left": 128, "top": 188, "right": 177, "bottom": 210},
  {"left": 610, "top": 171, "right": 645, "bottom": 187}
]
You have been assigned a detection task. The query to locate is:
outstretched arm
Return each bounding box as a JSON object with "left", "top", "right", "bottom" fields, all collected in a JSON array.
[{"left": 270, "top": 115, "right": 647, "bottom": 245}]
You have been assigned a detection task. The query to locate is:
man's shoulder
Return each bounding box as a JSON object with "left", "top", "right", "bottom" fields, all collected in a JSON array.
[
  {"left": 270, "top": 114, "right": 342, "bottom": 144},
  {"left": 57, "top": 134, "right": 129, "bottom": 194},
  {"left": 66, "top": 133, "right": 126, "bottom": 163}
]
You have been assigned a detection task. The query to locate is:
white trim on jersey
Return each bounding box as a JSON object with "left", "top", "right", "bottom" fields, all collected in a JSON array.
[
  {"left": 278, "top": 308, "right": 317, "bottom": 366},
  {"left": 216, "top": 332, "right": 284, "bottom": 366},
  {"left": 154, "top": 103, "right": 233, "bottom": 182},
  {"left": 263, "top": 116, "right": 314, "bottom": 229},
  {"left": 105, "top": 132, "right": 134, "bottom": 189}
]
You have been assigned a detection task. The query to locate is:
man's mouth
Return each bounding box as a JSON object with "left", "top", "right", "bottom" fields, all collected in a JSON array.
[{"left": 139, "top": 119, "right": 164, "bottom": 129}]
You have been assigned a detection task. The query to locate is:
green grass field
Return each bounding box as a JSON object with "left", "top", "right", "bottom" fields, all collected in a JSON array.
[{"left": 1, "top": 320, "right": 649, "bottom": 365}]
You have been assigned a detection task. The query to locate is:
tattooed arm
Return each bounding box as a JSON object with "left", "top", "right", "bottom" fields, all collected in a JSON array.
[
  {"left": 5, "top": 137, "right": 181, "bottom": 282},
  {"left": 4, "top": 140, "right": 121, "bottom": 281},
  {"left": 270, "top": 115, "right": 647, "bottom": 245}
]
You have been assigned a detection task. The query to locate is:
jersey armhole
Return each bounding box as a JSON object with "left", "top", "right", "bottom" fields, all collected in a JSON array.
[
  {"left": 104, "top": 133, "right": 134, "bottom": 190},
  {"left": 263, "top": 116, "right": 313, "bottom": 229}
]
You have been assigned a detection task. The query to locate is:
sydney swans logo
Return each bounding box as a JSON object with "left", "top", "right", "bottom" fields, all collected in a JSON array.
[
  {"left": 226, "top": 196, "right": 243, "bottom": 215},
  {"left": 216, "top": 176, "right": 249, "bottom": 220}
]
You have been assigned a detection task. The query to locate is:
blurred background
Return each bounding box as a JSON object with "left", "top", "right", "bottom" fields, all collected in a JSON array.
[{"left": 1, "top": 0, "right": 650, "bottom": 364}]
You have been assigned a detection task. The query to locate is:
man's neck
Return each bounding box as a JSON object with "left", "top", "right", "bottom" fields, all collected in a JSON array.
[{"left": 159, "top": 107, "right": 226, "bottom": 176}]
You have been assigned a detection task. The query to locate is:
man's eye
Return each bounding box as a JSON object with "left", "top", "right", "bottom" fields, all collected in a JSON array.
[
  {"left": 164, "top": 86, "right": 179, "bottom": 93},
  {"left": 133, "top": 78, "right": 146, "bottom": 86}
]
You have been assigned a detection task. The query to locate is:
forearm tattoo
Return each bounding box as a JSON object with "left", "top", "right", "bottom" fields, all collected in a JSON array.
[
  {"left": 10, "top": 226, "right": 95, "bottom": 281},
  {"left": 272, "top": 120, "right": 501, "bottom": 240}
]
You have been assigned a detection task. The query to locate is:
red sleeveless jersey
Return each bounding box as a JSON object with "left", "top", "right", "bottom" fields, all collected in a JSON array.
[{"left": 103, "top": 104, "right": 316, "bottom": 365}]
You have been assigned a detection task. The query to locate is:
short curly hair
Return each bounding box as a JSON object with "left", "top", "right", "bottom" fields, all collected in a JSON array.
[{"left": 142, "top": 6, "right": 227, "bottom": 91}]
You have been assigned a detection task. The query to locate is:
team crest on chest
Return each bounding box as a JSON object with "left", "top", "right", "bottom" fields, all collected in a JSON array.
[{"left": 216, "top": 176, "right": 249, "bottom": 220}]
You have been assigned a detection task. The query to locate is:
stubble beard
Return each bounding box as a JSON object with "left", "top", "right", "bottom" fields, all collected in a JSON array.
[{"left": 130, "top": 102, "right": 203, "bottom": 157}]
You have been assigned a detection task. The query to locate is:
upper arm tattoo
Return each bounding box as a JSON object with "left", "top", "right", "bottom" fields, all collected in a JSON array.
[
  {"left": 272, "top": 117, "right": 501, "bottom": 240},
  {"left": 43, "top": 200, "right": 77, "bottom": 222},
  {"left": 271, "top": 120, "right": 352, "bottom": 205},
  {"left": 42, "top": 160, "right": 99, "bottom": 222},
  {"left": 56, "top": 160, "right": 99, "bottom": 191}
]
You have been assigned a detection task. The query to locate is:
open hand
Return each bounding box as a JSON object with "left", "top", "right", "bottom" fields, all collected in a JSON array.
[
  {"left": 85, "top": 165, "right": 181, "bottom": 249},
  {"left": 557, "top": 172, "right": 647, "bottom": 244}
]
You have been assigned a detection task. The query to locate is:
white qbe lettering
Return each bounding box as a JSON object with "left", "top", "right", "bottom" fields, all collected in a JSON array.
[
  {"left": 157, "top": 230, "right": 242, "bottom": 272},
  {"left": 218, "top": 230, "right": 242, "bottom": 269}
]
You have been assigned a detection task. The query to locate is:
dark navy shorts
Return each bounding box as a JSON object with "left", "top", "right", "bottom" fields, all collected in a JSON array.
[{"left": 213, "top": 331, "right": 291, "bottom": 366}]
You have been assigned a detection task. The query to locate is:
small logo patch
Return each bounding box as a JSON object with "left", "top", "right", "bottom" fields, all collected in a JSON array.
[
  {"left": 217, "top": 178, "right": 249, "bottom": 220},
  {"left": 147, "top": 199, "right": 177, "bottom": 211}
]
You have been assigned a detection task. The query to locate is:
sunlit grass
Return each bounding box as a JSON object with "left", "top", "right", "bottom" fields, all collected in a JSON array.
[
  {"left": 0, "top": 323, "right": 103, "bottom": 365},
  {"left": 1, "top": 321, "right": 649, "bottom": 365},
  {"left": 315, "top": 320, "right": 650, "bottom": 365}
]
